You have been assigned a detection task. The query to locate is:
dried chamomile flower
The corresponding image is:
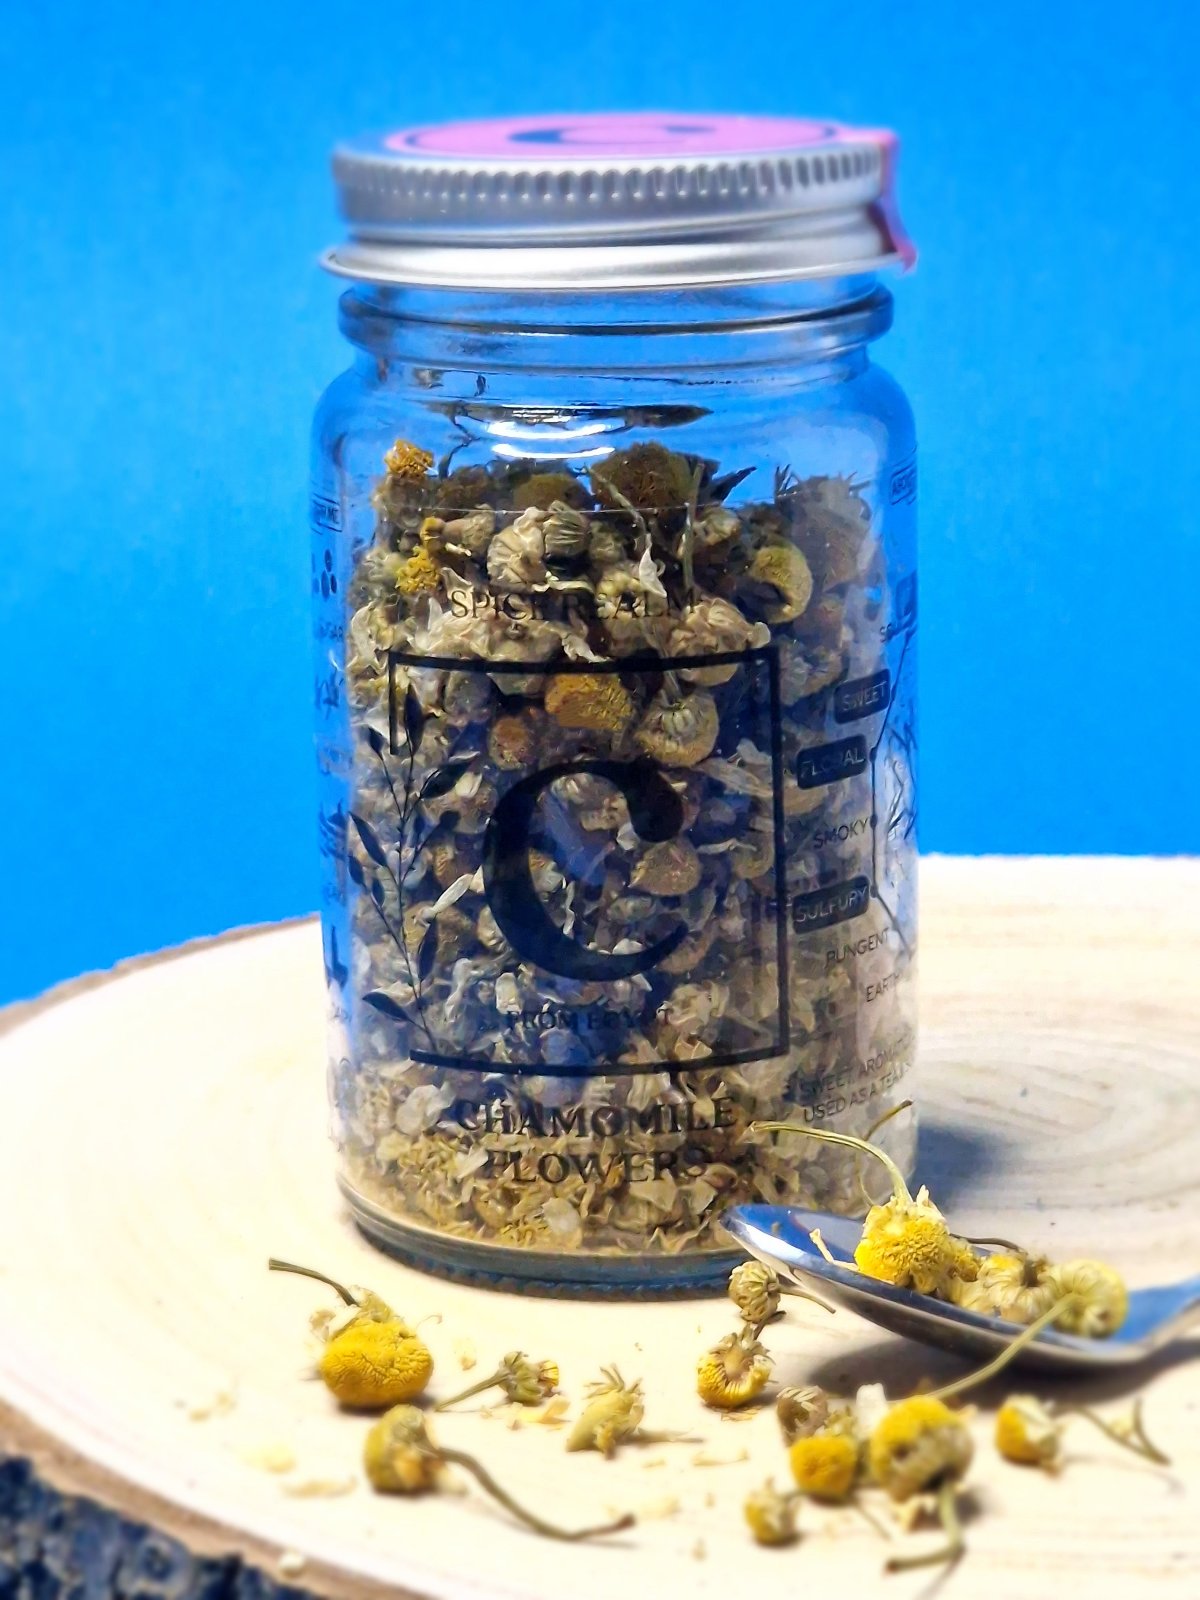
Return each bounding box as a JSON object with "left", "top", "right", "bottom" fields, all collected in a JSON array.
[
  {"left": 587, "top": 520, "right": 628, "bottom": 566},
  {"left": 995, "top": 1394, "right": 1062, "bottom": 1468},
  {"left": 630, "top": 839, "right": 703, "bottom": 897},
  {"left": 591, "top": 442, "right": 694, "bottom": 513},
  {"left": 269, "top": 1259, "right": 406, "bottom": 1337},
  {"left": 1044, "top": 1259, "right": 1128, "bottom": 1338},
  {"left": 788, "top": 474, "right": 870, "bottom": 587},
  {"left": 319, "top": 1321, "right": 434, "bottom": 1410},
  {"left": 512, "top": 472, "right": 589, "bottom": 513},
  {"left": 364, "top": 1404, "right": 441, "bottom": 1493},
  {"left": 488, "top": 712, "right": 542, "bottom": 770},
  {"left": 487, "top": 507, "right": 546, "bottom": 589},
  {"left": 428, "top": 840, "right": 471, "bottom": 890},
  {"left": 436, "top": 1351, "right": 560, "bottom": 1411},
  {"left": 636, "top": 690, "right": 719, "bottom": 768},
  {"left": 366, "top": 1405, "right": 633, "bottom": 1542},
  {"left": 951, "top": 1251, "right": 1059, "bottom": 1323},
  {"left": 432, "top": 463, "right": 492, "bottom": 511},
  {"left": 696, "top": 1328, "right": 773, "bottom": 1410},
  {"left": 728, "top": 1260, "right": 781, "bottom": 1331},
  {"left": 730, "top": 826, "right": 774, "bottom": 881},
  {"left": 743, "top": 1479, "right": 800, "bottom": 1547},
  {"left": 868, "top": 1397, "right": 973, "bottom": 1502},
  {"left": 545, "top": 672, "right": 634, "bottom": 733},
  {"left": 543, "top": 501, "right": 593, "bottom": 561},
  {"left": 434, "top": 507, "right": 496, "bottom": 559},
  {"left": 566, "top": 1368, "right": 645, "bottom": 1457},
  {"left": 776, "top": 1385, "right": 831, "bottom": 1444},
  {"left": 788, "top": 1433, "right": 860, "bottom": 1503},
  {"left": 693, "top": 504, "right": 741, "bottom": 552},
  {"left": 667, "top": 597, "right": 767, "bottom": 686},
  {"left": 383, "top": 439, "right": 435, "bottom": 481},
  {"left": 267, "top": 1258, "right": 432, "bottom": 1409},
  {"left": 749, "top": 1122, "right": 975, "bottom": 1300},
  {"left": 396, "top": 547, "right": 442, "bottom": 597},
  {"left": 747, "top": 543, "right": 814, "bottom": 623}
]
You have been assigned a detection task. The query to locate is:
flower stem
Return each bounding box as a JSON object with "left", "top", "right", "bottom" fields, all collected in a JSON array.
[
  {"left": 267, "top": 1258, "right": 357, "bottom": 1306},
  {"left": 681, "top": 463, "right": 702, "bottom": 596},
  {"left": 1060, "top": 1398, "right": 1170, "bottom": 1465},
  {"left": 434, "top": 1371, "right": 504, "bottom": 1412},
  {"left": 859, "top": 1099, "right": 913, "bottom": 1206},
  {"left": 886, "top": 1480, "right": 964, "bottom": 1574},
  {"left": 750, "top": 1121, "right": 914, "bottom": 1206},
  {"left": 438, "top": 1448, "right": 634, "bottom": 1542},
  {"left": 925, "top": 1296, "right": 1080, "bottom": 1403}
]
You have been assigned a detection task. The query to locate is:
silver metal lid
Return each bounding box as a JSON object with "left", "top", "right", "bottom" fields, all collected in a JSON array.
[{"left": 326, "top": 113, "right": 914, "bottom": 292}]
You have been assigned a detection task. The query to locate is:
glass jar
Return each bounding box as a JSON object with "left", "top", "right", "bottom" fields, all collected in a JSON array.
[{"left": 311, "top": 114, "right": 918, "bottom": 1291}]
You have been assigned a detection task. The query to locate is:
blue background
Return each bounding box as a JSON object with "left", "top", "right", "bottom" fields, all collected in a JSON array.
[{"left": 3, "top": 3, "right": 1196, "bottom": 1003}]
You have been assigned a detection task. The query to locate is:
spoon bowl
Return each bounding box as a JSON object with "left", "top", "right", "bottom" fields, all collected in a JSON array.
[{"left": 722, "top": 1204, "right": 1200, "bottom": 1374}]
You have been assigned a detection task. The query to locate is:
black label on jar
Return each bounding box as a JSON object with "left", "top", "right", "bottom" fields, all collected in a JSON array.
[
  {"left": 386, "top": 644, "right": 790, "bottom": 1076},
  {"left": 789, "top": 876, "right": 871, "bottom": 934},
  {"left": 797, "top": 735, "right": 869, "bottom": 789},
  {"left": 834, "top": 669, "right": 891, "bottom": 724}
]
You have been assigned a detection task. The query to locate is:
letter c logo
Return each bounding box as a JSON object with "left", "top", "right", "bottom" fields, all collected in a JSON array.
[{"left": 482, "top": 758, "right": 687, "bottom": 980}]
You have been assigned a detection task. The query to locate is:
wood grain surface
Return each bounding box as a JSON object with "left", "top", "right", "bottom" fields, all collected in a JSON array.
[{"left": 2, "top": 856, "right": 1199, "bottom": 1600}]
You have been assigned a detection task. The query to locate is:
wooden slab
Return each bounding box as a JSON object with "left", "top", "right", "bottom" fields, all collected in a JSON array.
[{"left": 2, "top": 856, "right": 1200, "bottom": 1598}]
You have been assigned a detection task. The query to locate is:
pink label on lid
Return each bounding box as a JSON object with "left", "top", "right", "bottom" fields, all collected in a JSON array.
[{"left": 383, "top": 112, "right": 849, "bottom": 161}]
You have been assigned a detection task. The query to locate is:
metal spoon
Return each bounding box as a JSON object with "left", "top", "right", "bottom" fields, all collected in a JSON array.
[{"left": 722, "top": 1204, "right": 1200, "bottom": 1374}]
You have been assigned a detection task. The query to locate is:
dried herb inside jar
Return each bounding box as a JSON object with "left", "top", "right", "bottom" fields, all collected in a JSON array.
[{"left": 329, "top": 437, "right": 917, "bottom": 1260}]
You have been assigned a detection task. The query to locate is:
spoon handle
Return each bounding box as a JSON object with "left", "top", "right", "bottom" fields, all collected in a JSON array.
[{"left": 1149, "top": 1273, "right": 1200, "bottom": 1345}]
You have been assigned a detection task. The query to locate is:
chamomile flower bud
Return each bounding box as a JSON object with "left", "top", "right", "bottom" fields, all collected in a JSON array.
[
  {"left": 995, "top": 1394, "right": 1062, "bottom": 1468},
  {"left": 950, "top": 1251, "right": 1060, "bottom": 1323},
  {"left": 744, "top": 1479, "right": 799, "bottom": 1546},
  {"left": 775, "top": 1385, "right": 832, "bottom": 1443},
  {"left": 1045, "top": 1260, "right": 1129, "bottom": 1337},
  {"left": 728, "top": 1260, "right": 781, "bottom": 1329},
  {"left": 437, "top": 1351, "right": 560, "bottom": 1411}
]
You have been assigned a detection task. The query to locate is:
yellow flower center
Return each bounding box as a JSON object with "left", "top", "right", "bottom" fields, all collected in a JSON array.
[
  {"left": 384, "top": 440, "right": 434, "bottom": 481},
  {"left": 395, "top": 548, "right": 442, "bottom": 597},
  {"left": 544, "top": 673, "right": 634, "bottom": 733},
  {"left": 788, "top": 1434, "right": 859, "bottom": 1502},
  {"left": 318, "top": 1323, "right": 434, "bottom": 1409}
]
